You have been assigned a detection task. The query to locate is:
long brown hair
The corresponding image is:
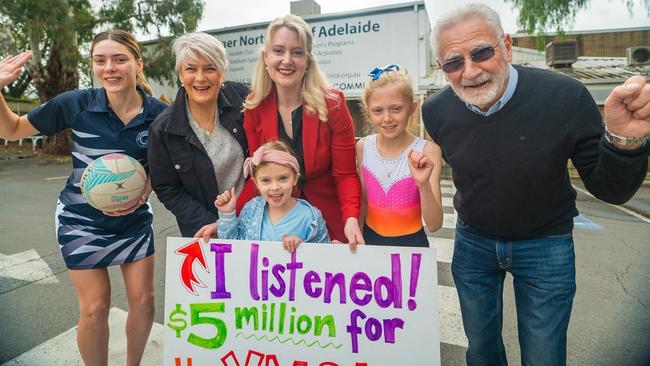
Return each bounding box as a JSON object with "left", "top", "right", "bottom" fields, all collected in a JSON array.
[{"left": 90, "top": 30, "right": 153, "bottom": 95}]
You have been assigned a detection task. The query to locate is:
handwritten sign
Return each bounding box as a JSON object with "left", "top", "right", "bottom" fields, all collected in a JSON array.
[{"left": 164, "top": 238, "right": 440, "bottom": 366}]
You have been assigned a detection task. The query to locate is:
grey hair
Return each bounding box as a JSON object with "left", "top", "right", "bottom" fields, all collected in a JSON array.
[
  {"left": 431, "top": 3, "right": 504, "bottom": 60},
  {"left": 172, "top": 32, "right": 228, "bottom": 74}
]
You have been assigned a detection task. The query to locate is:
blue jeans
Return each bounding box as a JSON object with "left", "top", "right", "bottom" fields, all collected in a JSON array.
[{"left": 452, "top": 218, "right": 576, "bottom": 366}]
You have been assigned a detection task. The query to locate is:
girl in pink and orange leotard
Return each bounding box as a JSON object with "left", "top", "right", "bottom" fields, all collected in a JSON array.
[{"left": 356, "top": 64, "right": 444, "bottom": 247}]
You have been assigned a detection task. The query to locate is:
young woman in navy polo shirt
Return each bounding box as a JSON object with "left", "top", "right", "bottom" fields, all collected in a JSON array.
[{"left": 0, "top": 31, "right": 167, "bottom": 365}]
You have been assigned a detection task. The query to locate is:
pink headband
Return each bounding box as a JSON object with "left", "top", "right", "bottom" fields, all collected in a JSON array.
[{"left": 243, "top": 145, "right": 300, "bottom": 178}]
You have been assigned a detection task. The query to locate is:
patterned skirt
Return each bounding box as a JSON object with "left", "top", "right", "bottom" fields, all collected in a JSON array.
[{"left": 54, "top": 200, "right": 155, "bottom": 269}]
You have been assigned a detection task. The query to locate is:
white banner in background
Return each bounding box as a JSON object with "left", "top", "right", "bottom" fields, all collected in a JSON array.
[{"left": 219, "top": 9, "right": 424, "bottom": 97}]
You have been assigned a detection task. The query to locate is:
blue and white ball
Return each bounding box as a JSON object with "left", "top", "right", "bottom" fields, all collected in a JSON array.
[{"left": 80, "top": 153, "right": 147, "bottom": 212}]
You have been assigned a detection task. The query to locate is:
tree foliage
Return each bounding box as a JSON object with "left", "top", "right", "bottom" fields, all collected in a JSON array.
[
  {"left": 506, "top": 0, "right": 650, "bottom": 33},
  {"left": 97, "top": 0, "right": 204, "bottom": 86},
  {"left": 0, "top": 25, "right": 32, "bottom": 98},
  {"left": 0, "top": 0, "right": 203, "bottom": 154}
]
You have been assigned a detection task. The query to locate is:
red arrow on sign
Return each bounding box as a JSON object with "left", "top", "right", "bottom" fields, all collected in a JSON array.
[{"left": 175, "top": 239, "right": 209, "bottom": 296}]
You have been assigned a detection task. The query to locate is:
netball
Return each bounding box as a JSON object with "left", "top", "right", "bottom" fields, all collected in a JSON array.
[{"left": 80, "top": 153, "right": 147, "bottom": 212}]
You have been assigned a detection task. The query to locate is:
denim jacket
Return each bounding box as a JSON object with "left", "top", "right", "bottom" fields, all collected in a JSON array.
[{"left": 217, "top": 196, "right": 330, "bottom": 243}]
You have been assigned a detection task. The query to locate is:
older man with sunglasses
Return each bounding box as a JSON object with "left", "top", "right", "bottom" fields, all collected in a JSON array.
[{"left": 423, "top": 3, "right": 650, "bottom": 366}]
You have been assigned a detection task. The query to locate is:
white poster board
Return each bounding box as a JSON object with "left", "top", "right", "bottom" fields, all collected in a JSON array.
[{"left": 163, "top": 237, "right": 440, "bottom": 365}]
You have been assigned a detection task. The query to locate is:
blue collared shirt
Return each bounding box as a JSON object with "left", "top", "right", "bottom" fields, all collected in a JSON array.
[{"left": 466, "top": 64, "right": 518, "bottom": 116}]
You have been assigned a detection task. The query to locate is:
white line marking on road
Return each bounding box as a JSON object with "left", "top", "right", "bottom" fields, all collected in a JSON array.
[
  {"left": 0, "top": 249, "right": 59, "bottom": 285},
  {"left": 441, "top": 186, "right": 455, "bottom": 195},
  {"left": 439, "top": 285, "right": 468, "bottom": 347},
  {"left": 428, "top": 238, "right": 454, "bottom": 263},
  {"left": 572, "top": 185, "right": 650, "bottom": 224},
  {"left": 443, "top": 211, "right": 457, "bottom": 229},
  {"left": 1, "top": 308, "right": 164, "bottom": 366},
  {"left": 45, "top": 176, "right": 68, "bottom": 181},
  {"left": 440, "top": 183, "right": 457, "bottom": 228}
]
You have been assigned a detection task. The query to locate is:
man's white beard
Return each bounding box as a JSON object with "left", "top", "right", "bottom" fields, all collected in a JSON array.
[{"left": 451, "top": 70, "right": 507, "bottom": 110}]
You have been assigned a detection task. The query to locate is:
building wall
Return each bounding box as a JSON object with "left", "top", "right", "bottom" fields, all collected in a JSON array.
[
  {"left": 144, "top": 1, "right": 432, "bottom": 101},
  {"left": 512, "top": 29, "right": 650, "bottom": 56},
  {"left": 290, "top": 0, "right": 321, "bottom": 17}
]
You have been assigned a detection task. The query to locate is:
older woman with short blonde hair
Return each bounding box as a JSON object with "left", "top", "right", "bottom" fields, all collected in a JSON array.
[{"left": 148, "top": 32, "right": 256, "bottom": 239}]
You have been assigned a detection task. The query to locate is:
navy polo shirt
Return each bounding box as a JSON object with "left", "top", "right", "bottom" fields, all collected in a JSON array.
[{"left": 28, "top": 87, "right": 167, "bottom": 223}]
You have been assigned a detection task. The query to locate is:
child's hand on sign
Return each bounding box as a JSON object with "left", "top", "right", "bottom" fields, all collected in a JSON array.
[
  {"left": 282, "top": 235, "right": 302, "bottom": 253},
  {"left": 215, "top": 187, "right": 237, "bottom": 213}
]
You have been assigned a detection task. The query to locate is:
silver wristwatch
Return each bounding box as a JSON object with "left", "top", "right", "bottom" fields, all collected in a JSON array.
[{"left": 604, "top": 127, "right": 648, "bottom": 147}]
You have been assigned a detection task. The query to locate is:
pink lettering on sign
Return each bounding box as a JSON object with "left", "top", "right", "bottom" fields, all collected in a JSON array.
[
  {"left": 215, "top": 350, "right": 370, "bottom": 366},
  {"left": 211, "top": 244, "right": 422, "bottom": 314},
  {"left": 210, "top": 243, "right": 232, "bottom": 299},
  {"left": 346, "top": 309, "right": 405, "bottom": 353},
  {"left": 244, "top": 349, "right": 264, "bottom": 366},
  {"left": 221, "top": 350, "right": 240, "bottom": 366},
  {"left": 174, "top": 357, "right": 193, "bottom": 366},
  {"left": 265, "top": 354, "right": 280, "bottom": 366}
]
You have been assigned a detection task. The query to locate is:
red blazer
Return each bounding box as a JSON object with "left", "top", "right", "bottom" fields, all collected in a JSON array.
[{"left": 243, "top": 88, "right": 361, "bottom": 241}]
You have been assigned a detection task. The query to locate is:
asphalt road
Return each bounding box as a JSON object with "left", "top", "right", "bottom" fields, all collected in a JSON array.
[{"left": 0, "top": 152, "right": 648, "bottom": 365}]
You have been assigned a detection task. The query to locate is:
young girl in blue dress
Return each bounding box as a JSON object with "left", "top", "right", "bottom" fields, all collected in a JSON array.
[
  {"left": 357, "top": 64, "right": 444, "bottom": 247},
  {"left": 0, "top": 31, "right": 167, "bottom": 365},
  {"left": 215, "top": 140, "right": 330, "bottom": 252}
]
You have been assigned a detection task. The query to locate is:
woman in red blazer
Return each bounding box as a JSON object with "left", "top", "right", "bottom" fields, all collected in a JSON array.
[{"left": 242, "top": 14, "right": 363, "bottom": 245}]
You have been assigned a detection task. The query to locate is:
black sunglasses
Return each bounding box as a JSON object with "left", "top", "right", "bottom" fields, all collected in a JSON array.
[{"left": 441, "top": 41, "right": 501, "bottom": 73}]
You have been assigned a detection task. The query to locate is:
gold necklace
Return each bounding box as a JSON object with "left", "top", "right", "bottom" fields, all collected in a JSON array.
[
  {"left": 194, "top": 113, "right": 216, "bottom": 135},
  {"left": 205, "top": 114, "right": 217, "bottom": 135}
]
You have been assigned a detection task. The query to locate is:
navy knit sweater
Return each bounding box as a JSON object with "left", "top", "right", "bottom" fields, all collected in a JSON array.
[{"left": 423, "top": 65, "right": 649, "bottom": 239}]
